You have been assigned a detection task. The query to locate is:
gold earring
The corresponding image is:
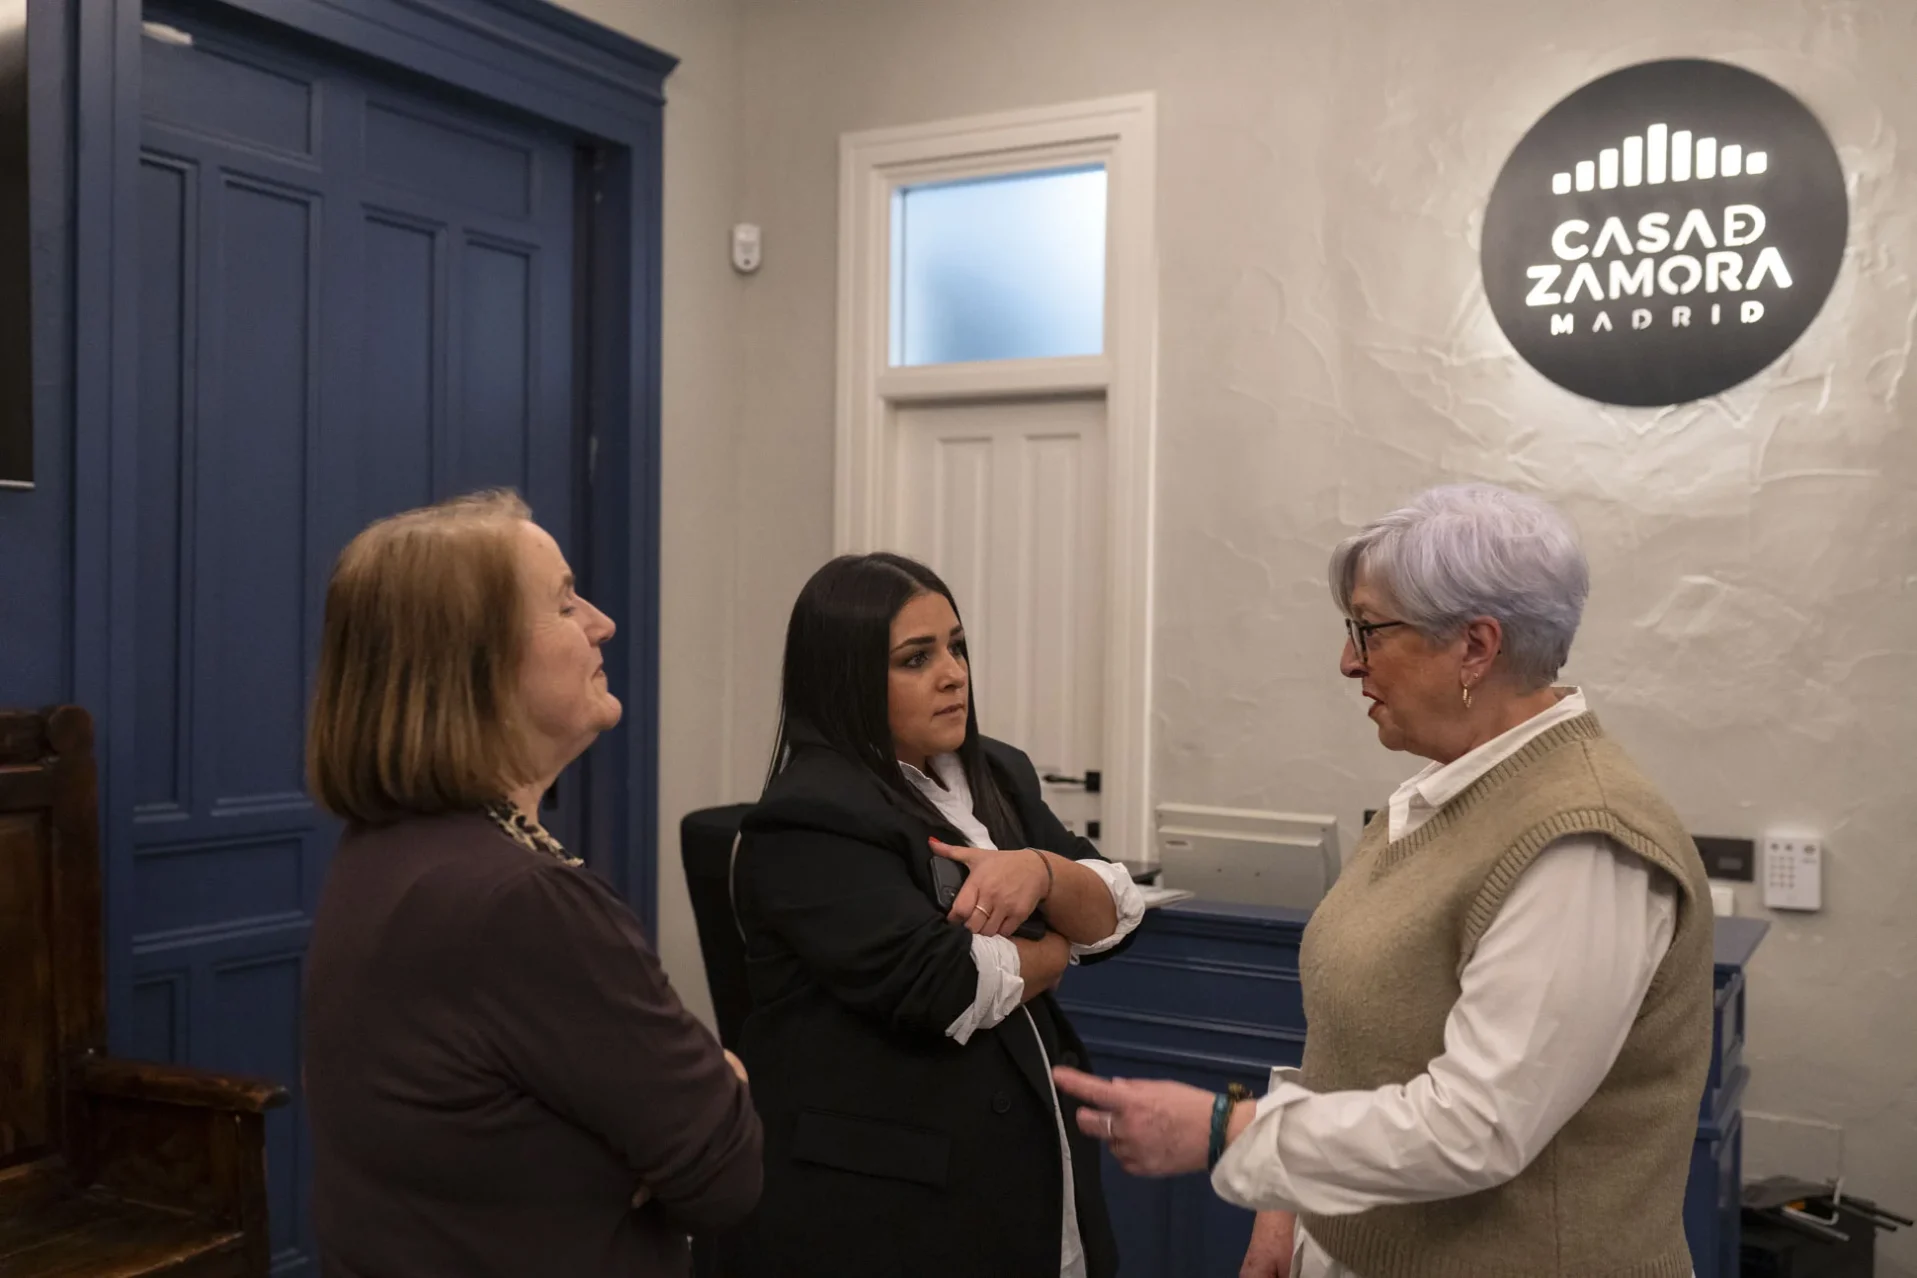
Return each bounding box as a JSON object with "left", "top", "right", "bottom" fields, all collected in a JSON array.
[{"left": 1461, "top": 681, "right": 1474, "bottom": 709}]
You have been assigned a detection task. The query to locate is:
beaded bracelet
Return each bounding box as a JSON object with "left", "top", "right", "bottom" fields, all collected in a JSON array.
[
  {"left": 1033, "top": 848, "right": 1054, "bottom": 900},
  {"left": 1207, "top": 1082, "right": 1254, "bottom": 1170},
  {"left": 1206, "top": 1093, "right": 1233, "bottom": 1169}
]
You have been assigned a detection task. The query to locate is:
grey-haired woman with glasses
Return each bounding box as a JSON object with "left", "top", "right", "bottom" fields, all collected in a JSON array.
[{"left": 1056, "top": 484, "right": 1713, "bottom": 1278}]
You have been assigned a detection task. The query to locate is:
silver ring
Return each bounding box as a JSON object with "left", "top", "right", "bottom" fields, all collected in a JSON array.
[
  {"left": 972, "top": 905, "right": 989, "bottom": 917},
  {"left": 1103, "top": 1113, "right": 1116, "bottom": 1139}
]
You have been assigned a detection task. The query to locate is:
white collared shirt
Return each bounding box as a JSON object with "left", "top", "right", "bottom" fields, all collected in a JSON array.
[
  {"left": 1209, "top": 690, "right": 1684, "bottom": 1278},
  {"left": 902, "top": 752, "right": 1144, "bottom": 1278}
]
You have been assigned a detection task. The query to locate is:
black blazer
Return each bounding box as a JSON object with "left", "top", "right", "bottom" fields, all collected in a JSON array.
[{"left": 725, "top": 729, "right": 1130, "bottom": 1278}]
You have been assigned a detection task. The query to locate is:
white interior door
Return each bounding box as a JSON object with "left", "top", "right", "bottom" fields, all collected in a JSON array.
[
  {"left": 895, "top": 395, "right": 1107, "bottom": 837},
  {"left": 838, "top": 97, "right": 1157, "bottom": 861}
]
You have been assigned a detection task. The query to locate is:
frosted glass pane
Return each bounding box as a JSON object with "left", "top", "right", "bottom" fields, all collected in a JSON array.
[{"left": 891, "top": 165, "right": 1106, "bottom": 366}]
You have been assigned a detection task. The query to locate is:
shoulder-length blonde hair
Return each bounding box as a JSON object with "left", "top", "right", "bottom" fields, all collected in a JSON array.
[{"left": 307, "top": 490, "right": 534, "bottom": 824}]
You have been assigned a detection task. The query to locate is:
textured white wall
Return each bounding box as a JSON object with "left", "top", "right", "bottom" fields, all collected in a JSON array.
[{"left": 723, "top": 0, "right": 1917, "bottom": 1267}]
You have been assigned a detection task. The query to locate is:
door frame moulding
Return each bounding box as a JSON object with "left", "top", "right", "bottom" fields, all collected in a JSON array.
[
  {"left": 66, "top": 0, "right": 676, "bottom": 1051},
  {"left": 835, "top": 93, "right": 1159, "bottom": 864}
]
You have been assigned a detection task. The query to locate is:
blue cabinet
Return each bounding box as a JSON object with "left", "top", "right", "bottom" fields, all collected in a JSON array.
[
  {"left": 1062, "top": 902, "right": 1310, "bottom": 1277},
  {"left": 1692, "top": 917, "right": 1769, "bottom": 1278},
  {"left": 1059, "top": 902, "right": 1768, "bottom": 1277}
]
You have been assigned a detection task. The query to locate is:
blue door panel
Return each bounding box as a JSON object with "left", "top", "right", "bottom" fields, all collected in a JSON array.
[
  {"left": 135, "top": 155, "right": 193, "bottom": 812},
  {"left": 141, "top": 29, "right": 316, "bottom": 158},
  {"left": 202, "top": 177, "right": 315, "bottom": 806},
  {"left": 346, "top": 83, "right": 576, "bottom": 528},
  {"left": 363, "top": 101, "right": 535, "bottom": 221},
  {"left": 456, "top": 239, "right": 539, "bottom": 492},
  {"left": 133, "top": 837, "right": 306, "bottom": 936},
  {"left": 130, "top": 970, "right": 186, "bottom": 1063},
  {"left": 130, "top": 10, "right": 578, "bottom": 1270},
  {"left": 357, "top": 216, "right": 438, "bottom": 515},
  {"left": 209, "top": 948, "right": 309, "bottom": 1256}
]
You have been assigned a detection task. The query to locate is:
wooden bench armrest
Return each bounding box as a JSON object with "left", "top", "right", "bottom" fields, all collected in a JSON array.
[
  {"left": 72, "top": 1055, "right": 282, "bottom": 1254},
  {"left": 78, "top": 1055, "right": 289, "bottom": 1114}
]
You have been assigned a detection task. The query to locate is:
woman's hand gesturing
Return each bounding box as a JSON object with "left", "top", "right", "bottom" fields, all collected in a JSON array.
[{"left": 931, "top": 838, "right": 1051, "bottom": 936}]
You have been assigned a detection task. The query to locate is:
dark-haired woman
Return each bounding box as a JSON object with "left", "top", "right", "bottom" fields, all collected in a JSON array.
[{"left": 726, "top": 553, "right": 1144, "bottom": 1278}]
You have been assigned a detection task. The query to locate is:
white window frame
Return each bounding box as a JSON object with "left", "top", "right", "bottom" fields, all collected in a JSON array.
[{"left": 835, "top": 94, "right": 1158, "bottom": 864}]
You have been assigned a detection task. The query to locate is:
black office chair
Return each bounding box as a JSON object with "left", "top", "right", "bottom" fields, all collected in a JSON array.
[
  {"left": 679, "top": 804, "right": 756, "bottom": 1053},
  {"left": 679, "top": 804, "right": 757, "bottom": 1278}
]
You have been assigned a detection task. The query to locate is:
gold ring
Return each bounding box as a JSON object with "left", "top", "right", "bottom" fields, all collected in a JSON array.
[{"left": 972, "top": 905, "right": 989, "bottom": 916}]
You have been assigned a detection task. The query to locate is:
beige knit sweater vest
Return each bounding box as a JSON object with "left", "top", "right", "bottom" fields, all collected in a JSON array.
[{"left": 1298, "top": 713, "right": 1712, "bottom": 1278}]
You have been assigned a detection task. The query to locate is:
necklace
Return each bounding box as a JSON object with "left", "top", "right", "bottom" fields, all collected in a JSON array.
[{"left": 483, "top": 801, "right": 582, "bottom": 867}]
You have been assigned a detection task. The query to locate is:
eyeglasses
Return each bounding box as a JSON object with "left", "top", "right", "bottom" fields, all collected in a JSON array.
[{"left": 1344, "top": 617, "right": 1408, "bottom": 661}]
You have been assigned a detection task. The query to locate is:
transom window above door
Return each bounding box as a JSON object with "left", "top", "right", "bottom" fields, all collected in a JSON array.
[{"left": 888, "top": 164, "right": 1108, "bottom": 367}]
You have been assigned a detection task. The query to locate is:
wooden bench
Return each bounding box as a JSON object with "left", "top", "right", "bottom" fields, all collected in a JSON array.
[{"left": 0, "top": 706, "right": 288, "bottom": 1276}]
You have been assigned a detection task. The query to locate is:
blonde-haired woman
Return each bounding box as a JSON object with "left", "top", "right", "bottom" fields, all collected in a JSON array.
[{"left": 304, "top": 491, "right": 761, "bottom": 1278}]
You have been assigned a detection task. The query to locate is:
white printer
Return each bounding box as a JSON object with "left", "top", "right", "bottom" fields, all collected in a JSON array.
[{"left": 1154, "top": 804, "right": 1341, "bottom": 910}]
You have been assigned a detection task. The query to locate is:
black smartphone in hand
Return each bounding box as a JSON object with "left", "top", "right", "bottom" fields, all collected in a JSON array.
[{"left": 930, "top": 853, "right": 967, "bottom": 911}]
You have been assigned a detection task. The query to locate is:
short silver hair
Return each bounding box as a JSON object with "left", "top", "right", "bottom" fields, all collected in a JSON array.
[{"left": 1328, "top": 484, "right": 1589, "bottom": 687}]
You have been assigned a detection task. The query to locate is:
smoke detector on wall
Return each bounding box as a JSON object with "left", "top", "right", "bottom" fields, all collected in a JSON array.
[{"left": 731, "top": 224, "right": 762, "bottom": 274}]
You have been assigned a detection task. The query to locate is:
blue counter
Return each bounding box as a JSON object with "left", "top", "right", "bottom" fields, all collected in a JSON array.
[{"left": 1058, "top": 901, "right": 1768, "bottom": 1278}]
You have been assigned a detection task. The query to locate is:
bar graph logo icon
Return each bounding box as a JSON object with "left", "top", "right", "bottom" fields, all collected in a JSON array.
[
  {"left": 1552, "top": 126, "right": 1767, "bottom": 195},
  {"left": 1481, "top": 59, "right": 1847, "bottom": 407}
]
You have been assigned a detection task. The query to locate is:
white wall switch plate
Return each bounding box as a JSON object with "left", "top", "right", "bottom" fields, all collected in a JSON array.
[
  {"left": 1761, "top": 834, "right": 1823, "bottom": 911},
  {"left": 1710, "top": 883, "right": 1736, "bottom": 917}
]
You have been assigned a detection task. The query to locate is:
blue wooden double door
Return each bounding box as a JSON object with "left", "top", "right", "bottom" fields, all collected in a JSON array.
[{"left": 131, "top": 9, "right": 585, "bottom": 1269}]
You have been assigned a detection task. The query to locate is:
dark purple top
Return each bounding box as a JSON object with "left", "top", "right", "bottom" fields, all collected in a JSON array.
[{"left": 305, "top": 812, "right": 761, "bottom": 1277}]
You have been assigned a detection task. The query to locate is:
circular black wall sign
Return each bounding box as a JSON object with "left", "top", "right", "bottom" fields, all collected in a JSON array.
[{"left": 1482, "top": 59, "right": 1847, "bottom": 407}]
